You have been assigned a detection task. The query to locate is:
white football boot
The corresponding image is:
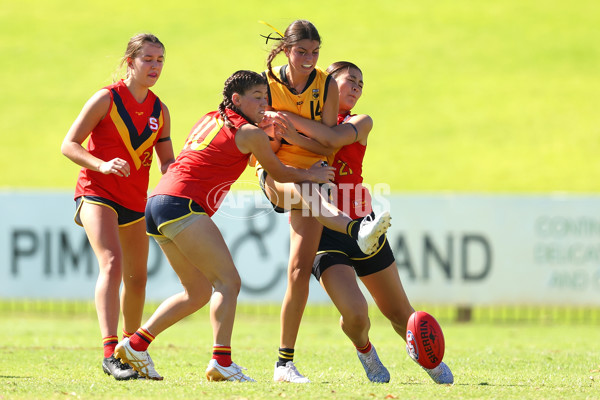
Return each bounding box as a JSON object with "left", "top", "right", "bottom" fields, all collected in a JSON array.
[
  {"left": 356, "top": 211, "right": 391, "bottom": 255},
  {"left": 205, "top": 359, "right": 255, "bottom": 382},
  {"left": 114, "top": 338, "right": 163, "bottom": 380},
  {"left": 273, "top": 361, "right": 310, "bottom": 383}
]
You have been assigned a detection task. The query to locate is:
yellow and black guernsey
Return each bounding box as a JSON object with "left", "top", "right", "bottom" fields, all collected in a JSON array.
[
  {"left": 263, "top": 65, "right": 331, "bottom": 169},
  {"left": 74, "top": 80, "right": 164, "bottom": 212}
]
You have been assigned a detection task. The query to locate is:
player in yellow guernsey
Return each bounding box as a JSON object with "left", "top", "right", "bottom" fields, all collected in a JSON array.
[
  {"left": 258, "top": 20, "right": 391, "bottom": 384},
  {"left": 263, "top": 64, "right": 333, "bottom": 169}
]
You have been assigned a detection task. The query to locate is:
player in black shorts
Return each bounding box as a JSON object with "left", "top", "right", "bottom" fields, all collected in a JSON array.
[
  {"left": 312, "top": 214, "right": 402, "bottom": 384},
  {"left": 313, "top": 213, "right": 395, "bottom": 281},
  {"left": 288, "top": 61, "right": 454, "bottom": 384}
]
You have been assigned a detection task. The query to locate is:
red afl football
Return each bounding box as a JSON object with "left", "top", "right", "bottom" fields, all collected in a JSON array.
[{"left": 406, "top": 311, "right": 445, "bottom": 369}]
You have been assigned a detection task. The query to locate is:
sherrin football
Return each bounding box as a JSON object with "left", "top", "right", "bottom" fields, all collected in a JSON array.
[{"left": 406, "top": 311, "right": 445, "bottom": 369}]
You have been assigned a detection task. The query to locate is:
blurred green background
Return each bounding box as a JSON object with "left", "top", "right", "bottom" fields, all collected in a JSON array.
[{"left": 1, "top": 0, "right": 599, "bottom": 192}]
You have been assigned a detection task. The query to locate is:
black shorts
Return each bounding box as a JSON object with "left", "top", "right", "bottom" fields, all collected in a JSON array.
[
  {"left": 145, "top": 195, "right": 207, "bottom": 236},
  {"left": 312, "top": 220, "right": 395, "bottom": 281},
  {"left": 74, "top": 196, "right": 145, "bottom": 227}
]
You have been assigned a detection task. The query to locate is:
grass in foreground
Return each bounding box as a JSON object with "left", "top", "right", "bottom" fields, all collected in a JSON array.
[{"left": 1, "top": 305, "right": 599, "bottom": 400}]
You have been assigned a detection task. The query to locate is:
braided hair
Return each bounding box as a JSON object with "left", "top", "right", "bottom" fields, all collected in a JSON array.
[
  {"left": 218, "top": 70, "right": 267, "bottom": 127},
  {"left": 265, "top": 20, "right": 321, "bottom": 87}
]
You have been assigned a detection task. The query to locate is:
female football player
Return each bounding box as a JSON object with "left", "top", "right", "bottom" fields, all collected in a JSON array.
[
  {"left": 257, "top": 20, "right": 391, "bottom": 383},
  {"left": 61, "top": 33, "right": 175, "bottom": 381},
  {"left": 113, "top": 70, "right": 379, "bottom": 382},
  {"left": 279, "top": 61, "right": 454, "bottom": 384}
]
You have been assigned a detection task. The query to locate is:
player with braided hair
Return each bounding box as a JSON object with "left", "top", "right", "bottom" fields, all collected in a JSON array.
[{"left": 114, "top": 70, "right": 334, "bottom": 382}]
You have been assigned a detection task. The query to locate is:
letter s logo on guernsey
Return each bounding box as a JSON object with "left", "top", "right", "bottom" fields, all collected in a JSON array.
[{"left": 149, "top": 117, "right": 159, "bottom": 131}]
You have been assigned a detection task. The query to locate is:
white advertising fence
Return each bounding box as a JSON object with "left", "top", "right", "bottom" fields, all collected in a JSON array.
[{"left": 1, "top": 191, "right": 599, "bottom": 305}]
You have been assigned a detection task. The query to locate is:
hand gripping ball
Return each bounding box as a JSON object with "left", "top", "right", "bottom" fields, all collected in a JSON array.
[{"left": 406, "top": 311, "right": 445, "bottom": 369}]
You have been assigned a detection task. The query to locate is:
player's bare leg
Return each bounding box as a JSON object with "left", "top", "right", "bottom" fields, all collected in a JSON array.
[
  {"left": 119, "top": 219, "right": 148, "bottom": 337},
  {"left": 80, "top": 202, "right": 138, "bottom": 380},
  {"left": 320, "top": 264, "right": 389, "bottom": 383},
  {"left": 362, "top": 265, "right": 453, "bottom": 384},
  {"left": 359, "top": 262, "right": 414, "bottom": 339},
  {"left": 320, "top": 264, "right": 370, "bottom": 346},
  {"left": 275, "top": 212, "right": 321, "bottom": 383},
  {"left": 152, "top": 215, "right": 252, "bottom": 382}
]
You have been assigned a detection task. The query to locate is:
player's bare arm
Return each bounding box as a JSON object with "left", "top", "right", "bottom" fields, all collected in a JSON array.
[
  {"left": 61, "top": 90, "right": 130, "bottom": 177},
  {"left": 154, "top": 102, "right": 175, "bottom": 174},
  {"left": 235, "top": 125, "right": 333, "bottom": 184}
]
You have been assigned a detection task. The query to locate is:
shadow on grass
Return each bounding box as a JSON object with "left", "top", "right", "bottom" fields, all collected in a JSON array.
[{"left": 395, "top": 381, "right": 533, "bottom": 387}]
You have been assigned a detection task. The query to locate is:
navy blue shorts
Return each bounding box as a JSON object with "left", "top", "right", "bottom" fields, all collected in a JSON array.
[
  {"left": 74, "top": 196, "right": 145, "bottom": 227},
  {"left": 145, "top": 195, "right": 207, "bottom": 236},
  {"left": 312, "top": 215, "right": 395, "bottom": 281}
]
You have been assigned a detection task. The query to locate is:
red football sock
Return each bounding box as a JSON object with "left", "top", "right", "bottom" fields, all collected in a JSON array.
[
  {"left": 103, "top": 335, "right": 119, "bottom": 358},
  {"left": 212, "top": 345, "right": 232, "bottom": 367},
  {"left": 122, "top": 329, "right": 134, "bottom": 340},
  {"left": 129, "top": 327, "right": 155, "bottom": 352},
  {"left": 355, "top": 340, "right": 372, "bottom": 354}
]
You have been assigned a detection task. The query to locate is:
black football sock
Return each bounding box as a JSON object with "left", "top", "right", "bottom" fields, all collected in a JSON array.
[{"left": 277, "top": 347, "right": 294, "bottom": 367}]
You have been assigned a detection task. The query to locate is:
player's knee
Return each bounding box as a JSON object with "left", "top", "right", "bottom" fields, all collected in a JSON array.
[
  {"left": 215, "top": 272, "right": 242, "bottom": 297},
  {"left": 97, "top": 251, "right": 123, "bottom": 275},
  {"left": 122, "top": 274, "right": 146, "bottom": 294},
  {"left": 186, "top": 289, "right": 211, "bottom": 310},
  {"left": 341, "top": 308, "right": 370, "bottom": 331},
  {"left": 288, "top": 264, "right": 313, "bottom": 282},
  {"left": 383, "top": 307, "right": 413, "bottom": 328},
  {"left": 229, "top": 273, "right": 242, "bottom": 294}
]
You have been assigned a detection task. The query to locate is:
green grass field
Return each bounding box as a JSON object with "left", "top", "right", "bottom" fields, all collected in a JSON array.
[
  {"left": 2, "top": 304, "right": 599, "bottom": 400},
  {"left": 1, "top": 0, "right": 600, "bottom": 192}
]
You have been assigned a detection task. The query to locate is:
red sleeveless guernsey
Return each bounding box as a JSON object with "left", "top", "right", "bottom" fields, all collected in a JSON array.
[
  {"left": 74, "top": 80, "right": 164, "bottom": 211},
  {"left": 150, "top": 109, "right": 251, "bottom": 216},
  {"left": 331, "top": 112, "right": 372, "bottom": 219}
]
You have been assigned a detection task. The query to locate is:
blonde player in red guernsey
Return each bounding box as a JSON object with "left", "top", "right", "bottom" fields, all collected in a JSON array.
[
  {"left": 61, "top": 33, "right": 175, "bottom": 381},
  {"left": 113, "top": 70, "right": 341, "bottom": 382},
  {"left": 280, "top": 62, "right": 454, "bottom": 384}
]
